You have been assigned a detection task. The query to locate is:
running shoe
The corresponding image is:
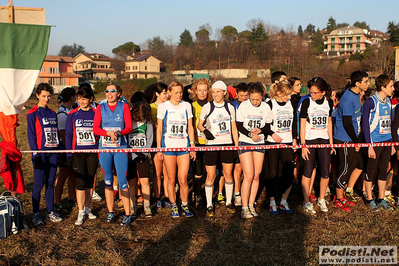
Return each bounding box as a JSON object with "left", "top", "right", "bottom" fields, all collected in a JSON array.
[
  {"left": 181, "top": 205, "right": 193, "bottom": 217},
  {"left": 303, "top": 202, "right": 316, "bottom": 214},
  {"left": 345, "top": 190, "right": 359, "bottom": 203},
  {"left": 377, "top": 199, "right": 392, "bottom": 210},
  {"left": 226, "top": 204, "right": 236, "bottom": 214},
  {"left": 91, "top": 191, "right": 102, "bottom": 201},
  {"left": 206, "top": 206, "right": 214, "bottom": 217},
  {"left": 234, "top": 195, "right": 242, "bottom": 207},
  {"left": 249, "top": 206, "right": 259, "bottom": 217},
  {"left": 105, "top": 212, "right": 116, "bottom": 223},
  {"left": 334, "top": 198, "right": 351, "bottom": 212},
  {"left": 309, "top": 193, "right": 317, "bottom": 204},
  {"left": 317, "top": 198, "right": 328, "bottom": 212},
  {"left": 75, "top": 212, "right": 87, "bottom": 226},
  {"left": 32, "top": 212, "right": 44, "bottom": 226},
  {"left": 85, "top": 208, "right": 97, "bottom": 219},
  {"left": 279, "top": 202, "right": 293, "bottom": 214},
  {"left": 136, "top": 196, "right": 144, "bottom": 206},
  {"left": 164, "top": 198, "right": 172, "bottom": 208},
  {"left": 217, "top": 194, "right": 226, "bottom": 205},
  {"left": 241, "top": 208, "right": 254, "bottom": 219},
  {"left": 384, "top": 194, "right": 396, "bottom": 205},
  {"left": 171, "top": 206, "right": 180, "bottom": 218},
  {"left": 269, "top": 204, "right": 278, "bottom": 215},
  {"left": 46, "top": 211, "right": 62, "bottom": 222},
  {"left": 367, "top": 199, "right": 380, "bottom": 212},
  {"left": 120, "top": 215, "right": 132, "bottom": 226},
  {"left": 144, "top": 206, "right": 152, "bottom": 218},
  {"left": 156, "top": 199, "right": 162, "bottom": 209}
]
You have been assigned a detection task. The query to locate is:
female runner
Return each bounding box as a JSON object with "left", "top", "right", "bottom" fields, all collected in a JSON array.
[
  {"left": 65, "top": 85, "right": 98, "bottom": 225},
  {"left": 198, "top": 80, "right": 238, "bottom": 217},
  {"left": 300, "top": 77, "right": 334, "bottom": 214},
  {"left": 27, "top": 83, "right": 62, "bottom": 225},
  {"left": 93, "top": 83, "right": 133, "bottom": 226},
  {"left": 156, "top": 81, "right": 196, "bottom": 218},
  {"left": 265, "top": 81, "right": 297, "bottom": 215}
]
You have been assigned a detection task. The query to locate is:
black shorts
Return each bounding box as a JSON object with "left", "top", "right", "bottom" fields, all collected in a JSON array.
[
  {"left": 204, "top": 145, "right": 234, "bottom": 166},
  {"left": 127, "top": 157, "right": 150, "bottom": 180},
  {"left": 73, "top": 153, "right": 99, "bottom": 190}
]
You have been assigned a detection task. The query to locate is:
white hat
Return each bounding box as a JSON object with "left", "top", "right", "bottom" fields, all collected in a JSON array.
[{"left": 211, "top": 80, "right": 227, "bottom": 90}]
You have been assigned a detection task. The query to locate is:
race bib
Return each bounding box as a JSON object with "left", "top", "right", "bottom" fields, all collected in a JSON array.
[
  {"left": 44, "top": 127, "right": 59, "bottom": 147},
  {"left": 214, "top": 117, "right": 230, "bottom": 137},
  {"left": 167, "top": 121, "right": 186, "bottom": 139},
  {"left": 276, "top": 118, "right": 292, "bottom": 133},
  {"left": 310, "top": 113, "right": 328, "bottom": 130},
  {"left": 379, "top": 115, "right": 391, "bottom": 134},
  {"left": 129, "top": 132, "right": 147, "bottom": 148},
  {"left": 101, "top": 127, "right": 121, "bottom": 147},
  {"left": 76, "top": 127, "right": 95, "bottom": 146}
]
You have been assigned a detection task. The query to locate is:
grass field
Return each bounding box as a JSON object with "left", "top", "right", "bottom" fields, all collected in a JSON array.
[{"left": 1, "top": 96, "right": 399, "bottom": 266}]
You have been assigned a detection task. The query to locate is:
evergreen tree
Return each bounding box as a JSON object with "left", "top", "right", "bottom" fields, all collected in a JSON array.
[{"left": 179, "top": 29, "right": 193, "bottom": 47}]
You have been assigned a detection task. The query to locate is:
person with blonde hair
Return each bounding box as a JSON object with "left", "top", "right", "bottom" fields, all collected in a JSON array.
[
  {"left": 191, "top": 78, "right": 212, "bottom": 207},
  {"left": 156, "top": 81, "right": 196, "bottom": 218},
  {"left": 265, "top": 81, "right": 297, "bottom": 215}
]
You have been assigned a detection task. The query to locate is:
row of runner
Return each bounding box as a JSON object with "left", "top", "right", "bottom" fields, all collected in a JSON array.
[{"left": 26, "top": 70, "right": 399, "bottom": 226}]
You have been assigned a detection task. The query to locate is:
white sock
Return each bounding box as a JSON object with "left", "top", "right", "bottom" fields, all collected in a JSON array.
[
  {"left": 242, "top": 206, "right": 249, "bottom": 210},
  {"left": 144, "top": 202, "right": 150, "bottom": 208},
  {"left": 235, "top": 192, "right": 240, "bottom": 196},
  {"left": 280, "top": 199, "right": 287, "bottom": 205},
  {"left": 270, "top": 200, "right": 276, "bottom": 206},
  {"left": 113, "top": 186, "right": 118, "bottom": 191},
  {"left": 346, "top": 187, "right": 353, "bottom": 192},
  {"left": 181, "top": 202, "right": 188, "bottom": 206},
  {"left": 225, "top": 182, "right": 234, "bottom": 205},
  {"left": 249, "top": 204, "right": 254, "bottom": 208},
  {"left": 79, "top": 209, "right": 85, "bottom": 214},
  {"left": 205, "top": 185, "right": 213, "bottom": 208}
]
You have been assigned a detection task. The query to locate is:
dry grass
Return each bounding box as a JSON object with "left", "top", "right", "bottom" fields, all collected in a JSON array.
[{"left": 1, "top": 96, "right": 399, "bottom": 266}]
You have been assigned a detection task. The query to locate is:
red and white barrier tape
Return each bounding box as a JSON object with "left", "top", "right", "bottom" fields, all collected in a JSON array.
[{"left": 20, "top": 142, "right": 399, "bottom": 154}]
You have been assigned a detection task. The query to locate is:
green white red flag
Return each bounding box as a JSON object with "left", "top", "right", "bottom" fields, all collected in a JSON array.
[{"left": 0, "top": 22, "right": 50, "bottom": 115}]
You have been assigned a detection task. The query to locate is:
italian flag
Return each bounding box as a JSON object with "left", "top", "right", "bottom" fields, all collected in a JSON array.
[
  {"left": 0, "top": 22, "right": 50, "bottom": 145},
  {"left": 0, "top": 22, "right": 51, "bottom": 116}
]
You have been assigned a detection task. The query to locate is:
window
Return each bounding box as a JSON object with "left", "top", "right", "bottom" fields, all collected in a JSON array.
[
  {"left": 341, "top": 44, "right": 345, "bottom": 49},
  {"left": 356, "top": 44, "right": 360, "bottom": 49},
  {"left": 40, "top": 78, "right": 44, "bottom": 83},
  {"left": 331, "top": 45, "right": 335, "bottom": 51},
  {"left": 356, "top": 36, "right": 361, "bottom": 42},
  {"left": 331, "top": 38, "right": 335, "bottom": 43},
  {"left": 126, "top": 66, "right": 130, "bottom": 71},
  {"left": 348, "top": 37, "right": 352, "bottom": 42},
  {"left": 133, "top": 66, "right": 138, "bottom": 70},
  {"left": 40, "top": 67, "right": 45, "bottom": 72},
  {"left": 340, "top": 38, "right": 344, "bottom": 43},
  {"left": 145, "top": 66, "right": 147, "bottom": 70}
]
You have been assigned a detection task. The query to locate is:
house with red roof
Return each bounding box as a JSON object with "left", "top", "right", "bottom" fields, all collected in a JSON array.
[
  {"left": 37, "top": 55, "right": 82, "bottom": 93},
  {"left": 73, "top": 53, "right": 117, "bottom": 81}
]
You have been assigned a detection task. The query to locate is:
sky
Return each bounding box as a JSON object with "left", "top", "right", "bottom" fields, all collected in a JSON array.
[{"left": 8, "top": 0, "right": 399, "bottom": 57}]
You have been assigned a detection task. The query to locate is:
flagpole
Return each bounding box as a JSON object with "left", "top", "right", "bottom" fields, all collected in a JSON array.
[{"left": 8, "top": 0, "right": 14, "bottom": 23}]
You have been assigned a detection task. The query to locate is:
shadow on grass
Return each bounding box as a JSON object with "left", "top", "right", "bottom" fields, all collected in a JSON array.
[{"left": 132, "top": 198, "right": 309, "bottom": 265}]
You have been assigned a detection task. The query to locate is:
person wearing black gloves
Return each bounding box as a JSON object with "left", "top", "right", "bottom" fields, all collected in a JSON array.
[{"left": 198, "top": 81, "right": 238, "bottom": 217}]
